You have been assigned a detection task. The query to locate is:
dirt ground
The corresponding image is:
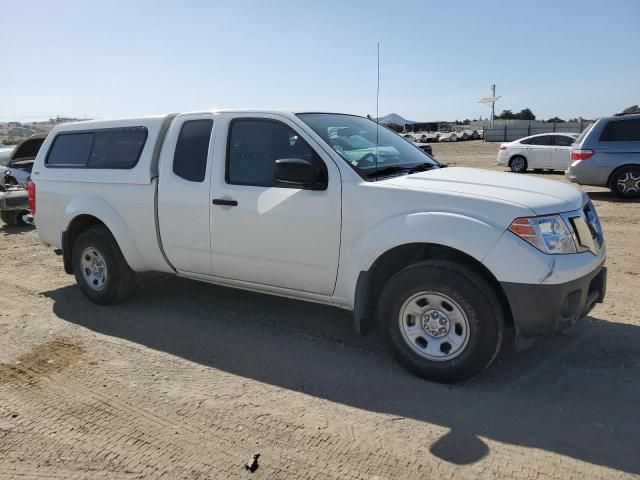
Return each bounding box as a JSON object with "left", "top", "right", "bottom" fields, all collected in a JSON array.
[{"left": 0, "top": 141, "right": 638, "bottom": 479}]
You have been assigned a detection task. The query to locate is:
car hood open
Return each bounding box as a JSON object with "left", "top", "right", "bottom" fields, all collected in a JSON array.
[{"left": 383, "top": 167, "right": 586, "bottom": 216}]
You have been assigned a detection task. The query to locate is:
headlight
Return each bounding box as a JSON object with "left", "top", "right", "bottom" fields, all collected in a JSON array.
[{"left": 509, "top": 215, "right": 577, "bottom": 254}]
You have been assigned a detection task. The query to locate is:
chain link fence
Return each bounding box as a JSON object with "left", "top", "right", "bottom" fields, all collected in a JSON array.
[{"left": 479, "top": 120, "right": 591, "bottom": 142}]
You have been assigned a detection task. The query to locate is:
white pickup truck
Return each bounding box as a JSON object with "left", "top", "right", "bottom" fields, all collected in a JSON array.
[{"left": 30, "top": 110, "right": 607, "bottom": 382}]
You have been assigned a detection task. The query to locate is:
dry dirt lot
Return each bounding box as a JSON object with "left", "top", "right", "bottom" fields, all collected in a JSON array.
[{"left": 1, "top": 141, "right": 638, "bottom": 479}]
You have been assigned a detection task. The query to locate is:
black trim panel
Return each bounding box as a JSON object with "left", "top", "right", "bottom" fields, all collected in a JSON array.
[{"left": 502, "top": 264, "right": 606, "bottom": 338}]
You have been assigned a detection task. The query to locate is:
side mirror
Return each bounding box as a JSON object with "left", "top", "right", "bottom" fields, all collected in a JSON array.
[{"left": 274, "top": 158, "right": 323, "bottom": 189}]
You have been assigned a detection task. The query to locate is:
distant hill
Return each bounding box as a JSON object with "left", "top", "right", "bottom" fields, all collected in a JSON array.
[
  {"left": 0, "top": 118, "right": 84, "bottom": 145},
  {"left": 377, "top": 113, "right": 415, "bottom": 126}
]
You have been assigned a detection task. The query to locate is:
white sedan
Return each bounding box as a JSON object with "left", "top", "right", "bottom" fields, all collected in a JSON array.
[{"left": 497, "top": 133, "right": 579, "bottom": 173}]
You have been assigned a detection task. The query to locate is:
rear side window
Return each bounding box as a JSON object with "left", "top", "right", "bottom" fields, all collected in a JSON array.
[
  {"left": 599, "top": 119, "right": 640, "bottom": 142},
  {"left": 46, "top": 133, "right": 94, "bottom": 166},
  {"left": 529, "top": 136, "right": 552, "bottom": 146},
  {"left": 554, "top": 135, "right": 575, "bottom": 146},
  {"left": 172, "top": 119, "right": 213, "bottom": 182},
  {"left": 88, "top": 128, "right": 147, "bottom": 168},
  {"left": 46, "top": 127, "right": 147, "bottom": 168}
]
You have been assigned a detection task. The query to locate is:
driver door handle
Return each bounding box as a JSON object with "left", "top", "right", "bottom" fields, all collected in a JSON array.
[{"left": 212, "top": 198, "right": 238, "bottom": 207}]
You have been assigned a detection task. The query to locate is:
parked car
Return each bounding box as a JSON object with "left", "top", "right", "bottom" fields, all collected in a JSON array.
[
  {"left": 31, "top": 111, "right": 606, "bottom": 382},
  {"left": 498, "top": 133, "right": 579, "bottom": 173},
  {"left": 0, "top": 133, "right": 47, "bottom": 187},
  {"left": 0, "top": 170, "right": 31, "bottom": 225},
  {"left": 0, "top": 135, "right": 45, "bottom": 225},
  {"left": 566, "top": 113, "right": 640, "bottom": 199},
  {"left": 401, "top": 133, "right": 433, "bottom": 155}
]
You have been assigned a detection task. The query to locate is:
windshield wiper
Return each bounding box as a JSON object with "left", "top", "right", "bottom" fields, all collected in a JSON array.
[
  {"left": 365, "top": 166, "right": 411, "bottom": 179},
  {"left": 366, "top": 162, "right": 439, "bottom": 180}
]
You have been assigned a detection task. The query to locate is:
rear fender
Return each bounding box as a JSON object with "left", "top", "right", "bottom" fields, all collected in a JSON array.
[{"left": 61, "top": 195, "right": 144, "bottom": 271}]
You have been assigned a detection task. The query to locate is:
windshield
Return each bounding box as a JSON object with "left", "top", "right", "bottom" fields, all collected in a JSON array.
[{"left": 298, "top": 114, "right": 438, "bottom": 179}]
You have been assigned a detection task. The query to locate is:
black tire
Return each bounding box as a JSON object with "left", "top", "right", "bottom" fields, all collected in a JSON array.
[
  {"left": 609, "top": 165, "right": 640, "bottom": 199},
  {"left": 1, "top": 210, "right": 17, "bottom": 225},
  {"left": 72, "top": 226, "right": 136, "bottom": 305},
  {"left": 509, "top": 155, "right": 527, "bottom": 173},
  {"left": 14, "top": 210, "right": 30, "bottom": 226},
  {"left": 377, "top": 260, "right": 504, "bottom": 383}
]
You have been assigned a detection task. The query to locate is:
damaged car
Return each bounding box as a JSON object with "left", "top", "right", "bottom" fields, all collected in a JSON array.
[{"left": 0, "top": 134, "right": 46, "bottom": 225}]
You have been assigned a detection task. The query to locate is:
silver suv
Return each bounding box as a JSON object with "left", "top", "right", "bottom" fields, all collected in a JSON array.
[{"left": 566, "top": 113, "right": 640, "bottom": 199}]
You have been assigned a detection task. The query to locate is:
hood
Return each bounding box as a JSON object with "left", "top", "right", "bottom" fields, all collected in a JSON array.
[{"left": 384, "top": 167, "right": 585, "bottom": 216}]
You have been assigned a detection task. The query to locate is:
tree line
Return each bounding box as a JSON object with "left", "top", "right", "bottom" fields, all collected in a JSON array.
[{"left": 494, "top": 105, "right": 638, "bottom": 123}]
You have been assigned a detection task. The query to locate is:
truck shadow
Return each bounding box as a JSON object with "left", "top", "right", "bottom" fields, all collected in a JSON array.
[{"left": 44, "top": 276, "right": 640, "bottom": 474}]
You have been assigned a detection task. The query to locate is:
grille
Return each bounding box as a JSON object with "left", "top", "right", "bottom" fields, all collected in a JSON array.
[
  {"left": 566, "top": 201, "right": 603, "bottom": 254},
  {"left": 583, "top": 201, "right": 604, "bottom": 250}
]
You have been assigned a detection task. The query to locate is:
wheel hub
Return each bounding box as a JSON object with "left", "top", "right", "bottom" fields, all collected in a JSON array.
[
  {"left": 618, "top": 172, "right": 640, "bottom": 193},
  {"left": 398, "top": 291, "right": 470, "bottom": 362},
  {"left": 92, "top": 258, "right": 105, "bottom": 277},
  {"left": 80, "top": 247, "right": 108, "bottom": 291},
  {"left": 422, "top": 310, "right": 450, "bottom": 337}
]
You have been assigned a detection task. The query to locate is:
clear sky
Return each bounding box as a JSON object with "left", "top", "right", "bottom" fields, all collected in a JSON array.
[{"left": 1, "top": 0, "right": 639, "bottom": 122}]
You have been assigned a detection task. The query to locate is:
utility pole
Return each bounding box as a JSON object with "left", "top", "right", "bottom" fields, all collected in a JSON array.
[
  {"left": 491, "top": 84, "right": 496, "bottom": 124},
  {"left": 478, "top": 84, "right": 501, "bottom": 127}
]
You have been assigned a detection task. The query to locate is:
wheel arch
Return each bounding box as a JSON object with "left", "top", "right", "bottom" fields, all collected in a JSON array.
[
  {"left": 607, "top": 163, "right": 640, "bottom": 189},
  {"left": 61, "top": 197, "right": 143, "bottom": 274},
  {"left": 353, "top": 242, "right": 513, "bottom": 335},
  {"left": 62, "top": 214, "right": 107, "bottom": 273}
]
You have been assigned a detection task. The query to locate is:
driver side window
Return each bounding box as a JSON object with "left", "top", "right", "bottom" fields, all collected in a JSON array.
[{"left": 226, "top": 118, "right": 327, "bottom": 188}]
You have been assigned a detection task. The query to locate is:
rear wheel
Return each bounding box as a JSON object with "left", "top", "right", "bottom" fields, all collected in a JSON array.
[
  {"left": 610, "top": 166, "right": 640, "bottom": 199},
  {"left": 72, "top": 226, "right": 136, "bottom": 304},
  {"left": 509, "top": 155, "right": 527, "bottom": 173},
  {"left": 378, "top": 260, "right": 504, "bottom": 383}
]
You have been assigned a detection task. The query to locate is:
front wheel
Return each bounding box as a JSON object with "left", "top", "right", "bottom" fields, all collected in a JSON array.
[
  {"left": 378, "top": 260, "right": 504, "bottom": 382},
  {"left": 609, "top": 166, "right": 640, "bottom": 199},
  {"left": 72, "top": 226, "right": 136, "bottom": 305}
]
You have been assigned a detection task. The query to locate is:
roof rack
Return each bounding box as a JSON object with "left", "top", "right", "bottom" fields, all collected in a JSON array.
[{"left": 613, "top": 111, "right": 640, "bottom": 116}]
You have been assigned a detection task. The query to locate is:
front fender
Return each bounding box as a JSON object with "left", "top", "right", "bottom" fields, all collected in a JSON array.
[
  {"left": 62, "top": 195, "right": 145, "bottom": 271},
  {"left": 336, "top": 212, "right": 504, "bottom": 308}
]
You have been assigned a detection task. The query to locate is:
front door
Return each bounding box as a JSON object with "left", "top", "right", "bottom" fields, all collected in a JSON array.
[
  {"left": 158, "top": 114, "right": 215, "bottom": 275},
  {"left": 526, "top": 135, "right": 553, "bottom": 168},
  {"left": 209, "top": 115, "right": 341, "bottom": 295}
]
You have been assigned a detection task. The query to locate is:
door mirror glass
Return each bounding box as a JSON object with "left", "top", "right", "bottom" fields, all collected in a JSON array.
[{"left": 274, "top": 158, "right": 321, "bottom": 188}]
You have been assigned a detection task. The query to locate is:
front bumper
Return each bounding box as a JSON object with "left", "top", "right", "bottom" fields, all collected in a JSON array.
[{"left": 501, "top": 263, "right": 607, "bottom": 338}]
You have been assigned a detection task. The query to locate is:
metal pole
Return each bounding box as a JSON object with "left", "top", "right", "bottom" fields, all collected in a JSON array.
[{"left": 491, "top": 84, "right": 496, "bottom": 127}]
